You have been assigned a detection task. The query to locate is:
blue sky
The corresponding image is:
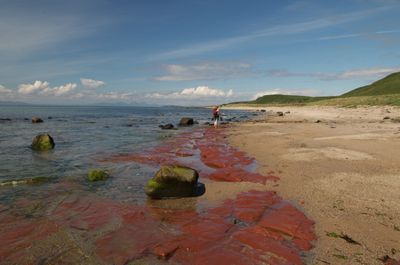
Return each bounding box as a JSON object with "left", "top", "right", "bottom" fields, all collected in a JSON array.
[{"left": 1, "top": 0, "right": 400, "bottom": 105}]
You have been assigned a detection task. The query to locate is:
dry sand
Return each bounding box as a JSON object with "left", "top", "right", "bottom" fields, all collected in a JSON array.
[{"left": 226, "top": 106, "right": 400, "bottom": 264}]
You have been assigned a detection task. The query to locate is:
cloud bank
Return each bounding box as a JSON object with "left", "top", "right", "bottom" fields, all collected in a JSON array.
[
  {"left": 17, "top": 80, "right": 76, "bottom": 96},
  {"left": 146, "top": 86, "right": 233, "bottom": 99}
]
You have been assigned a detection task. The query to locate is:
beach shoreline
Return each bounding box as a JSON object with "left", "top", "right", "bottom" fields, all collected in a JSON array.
[{"left": 227, "top": 105, "right": 400, "bottom": 264}]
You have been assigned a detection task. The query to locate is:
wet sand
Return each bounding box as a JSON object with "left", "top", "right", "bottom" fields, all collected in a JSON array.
[{"left": 227, "top": 106, "right": 400, "bottom": 264}]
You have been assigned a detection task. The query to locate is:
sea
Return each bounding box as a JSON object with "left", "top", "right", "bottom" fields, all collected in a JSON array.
[{"left": 0, "top": 104, "right": 251, "bottom": 203}]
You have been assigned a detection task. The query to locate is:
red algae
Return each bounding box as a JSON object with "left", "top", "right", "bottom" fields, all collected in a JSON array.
[
  {"left": 0, "top": 212, "right": 59, "bottom": 264},
  {"left": 0, "top": 124, "right": 317, "bottom": 264},
  {"left": 85, "top": 189, "right": 315, "bottom": 265}
]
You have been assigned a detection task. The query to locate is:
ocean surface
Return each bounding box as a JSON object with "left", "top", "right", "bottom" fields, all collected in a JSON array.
[{"left": 0, "top": 105, "right": 250, "bottom": 203}]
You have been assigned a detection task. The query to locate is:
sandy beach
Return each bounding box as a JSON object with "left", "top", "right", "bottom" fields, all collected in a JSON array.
[{"left": 226, "top": 106, "right": 400, "bottom": 264}]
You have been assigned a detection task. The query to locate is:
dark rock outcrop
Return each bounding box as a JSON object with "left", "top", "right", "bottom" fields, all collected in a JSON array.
[
  {"left": 159, "top": 123, "right": 175, "bottom": 130},
  {"left": 179, "top": 118, "right": 194, "bottom": 126},
  {"left": 145, "top": 165, "right": 204, "bottom": 199},
  {"left": 32, "top": 117, "right": 43, "bottom": 123},
  {"left": 31, "top": 134, "right": 55, "bottom": 151}
]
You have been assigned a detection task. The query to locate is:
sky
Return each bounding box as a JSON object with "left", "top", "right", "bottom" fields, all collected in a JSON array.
[{"left": 1, "top": 0, "right": 400, "bottom": 106}]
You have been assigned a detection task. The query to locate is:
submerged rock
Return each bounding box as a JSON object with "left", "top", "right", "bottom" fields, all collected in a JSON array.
[
  {"left": 179, "top": 117, "right": 194, "bottom": 126},
  {"left": 31, "top": 133, "right": 55, "bottom": 151},
  {"left": 159, "top": 123, "right": 175, "bottom": 130},
  {"left": 88, "top": 170, "right": 109, "bottom": 182},
  {"left": 144, "top": 165, "right": 203, "bottom": 199},
  {"left": 32, "top": 117, "right": 43, "bottom": 123},
  {"left": 0, "top": 176, "right": 50, "bottom": 186}
]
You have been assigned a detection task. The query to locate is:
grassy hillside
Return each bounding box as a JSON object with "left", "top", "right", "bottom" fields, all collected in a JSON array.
[
  {"left": 225, "top": 72, "right": 400, "bottom": 107},
  {"left": 341, "top": 72, "right": 400, "bottom": 97},
  {"left": 250, "top": 94, "right": 334, "bottom": 105}
]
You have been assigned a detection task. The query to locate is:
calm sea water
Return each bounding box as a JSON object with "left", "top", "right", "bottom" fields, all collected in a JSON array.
[{"left": 0, "top": 104, "right": 250, "bottom": 203}]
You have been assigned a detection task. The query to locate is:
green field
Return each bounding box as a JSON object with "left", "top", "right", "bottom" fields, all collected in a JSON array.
[{"left": 226, "top": 72, "right": 400, "bottom": 107}]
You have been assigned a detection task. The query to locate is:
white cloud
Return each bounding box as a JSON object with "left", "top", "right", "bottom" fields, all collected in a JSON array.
[
  {"left": 45, "top": 83, "right": 77, "bottom": 96},
  {"left": 0, "top": 85, "right": 12, "bottom": 93},
  {"left": 18, "top": 80, "right": 50, "bottom": 95},
  {"left": 17, "top": 80, "right": 76, "bottom": 96},
  {"left": 334, "top": 67, "right": 400, "bottom": 79},
  {"left": 155, "top": 62, "right": 251, "bottom": 81},
  {"left": 80, "top": 78, "right": 105, "bottom": 89},
  {"left": 146, "top": 86, "right": 234, "bottom": 99}
]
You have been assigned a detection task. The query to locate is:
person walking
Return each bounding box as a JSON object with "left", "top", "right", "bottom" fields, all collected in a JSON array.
[{"left": 212, "top": 105, "right": 221, "bottom": 128}]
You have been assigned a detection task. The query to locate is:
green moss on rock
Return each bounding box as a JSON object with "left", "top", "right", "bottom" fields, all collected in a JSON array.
[
  {"left": 145, "top": 165, "right": 200, "bottom": 199},
  {"left": 88, "top": 170, "right": 109, "bottom": 182},
  {"left": 31, "top": 133, "right": 55, "bottom": 151}
]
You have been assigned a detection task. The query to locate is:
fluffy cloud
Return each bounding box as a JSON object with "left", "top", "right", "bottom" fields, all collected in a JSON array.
[
  {"left": 18, "top": 80, "right": 50, "bottom": 95},
  {"left": 45, "top": 83, "right": 77, "bottom": 96},
  {"left": 154, "top": 62, "right": 251, "bottom": 81},
  {"left": 0, "top": 85, "right": 12, "bottom": 93},
  {"left": 80, "top": 78, "right": 105, "bottom": 89},
  {"left": 17, "top": 80, "right": 76, "bottom": 96},
  {"left": 146, "top": 86, "right": 234, "bottom": 99}
]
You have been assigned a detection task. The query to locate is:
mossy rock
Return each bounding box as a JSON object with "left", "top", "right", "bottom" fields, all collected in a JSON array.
[
  {"left": 88, "top": 170, "right": 109, "bottom": 182},
  {"left": 31, "top": 133, "right": 55, "bottom": 151},
  {"left": 144, "top": 165, "right": 201, "bottom": 199}
]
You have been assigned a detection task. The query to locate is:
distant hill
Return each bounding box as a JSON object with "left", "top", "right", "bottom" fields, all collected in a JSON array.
[
  {"left": 341, "top": 72, "right": 400, "bottom": 97},
  {"left": 250, "top": 94, "right": 334, "bottom": 105},
  {"left": 0, "top": 101, "right": 29, "bottom": 106},
  {"left": 225, "top": 72, "right": 400, "bottom": 107}
]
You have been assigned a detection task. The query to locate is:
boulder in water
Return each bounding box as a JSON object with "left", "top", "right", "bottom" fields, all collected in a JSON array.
[
  {"left": 88, "top": 170, "right": 109, "bottom": 182},
  {"left": 31, "top": 133, "right": 55, "bottom": 151},
  {"left": 145, "top": 165, "right": 203, "bottom": 199},
  {"left": 32, "top": 117, "right": 43, "bottom": 123},
  {"left": 159, "top": 123, "right": 175, "bottom": 130},
  {"left": 179, "top": 117, "right": 194, "bottom": 126}
]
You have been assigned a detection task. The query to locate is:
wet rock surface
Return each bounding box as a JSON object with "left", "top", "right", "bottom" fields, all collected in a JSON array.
[
  {"left": 179, "top": 117, "right": 194, "bottom": 126},
  {"left": 32, "top": 117, "right": 44, "bottom": 123},
  {"left": 144, "top": 165, "right": 202, "bottom": 199},
  {"left": 31, "top": 133, "right": 55, "bottom": 151}
]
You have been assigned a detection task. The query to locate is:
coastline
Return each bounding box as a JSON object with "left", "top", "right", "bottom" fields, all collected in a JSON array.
[{"left": 227, "top": 105, "right": 400, "bottom": 264}]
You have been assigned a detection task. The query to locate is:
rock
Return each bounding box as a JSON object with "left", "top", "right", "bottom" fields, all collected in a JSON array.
[
  {"left": 32, "top": 117, "right": 43, "bottom": 123},
  {"left": 260, "top": 109, "right": 266, "bottom": 112},
  {"left": 31, "top": 134, "right": 55, "bottom": 151},
  {"left": 383, "top": 116, "right": 391, "bottom": 120},
  {"left": 276, "top": 112, "right": 284, "bottom": 116},
  {"left": 88, "top": 170, "right": 109, "bottom": 182},
  {"left": 144, "top": 165, "right": 202, "bottom": 199},
  {"left": 48, "top": 116, "right": 53, "bottom": 119},
  {"left": 179, "top": 117, "right": 194, "bottom": 126},
  {"left": 285, "top": 111, "right": 290, "bottom": 114},
  {"left": 159, "top": 123, "right": 175, "bottom": 130},
  {"left": 0, "top": 118, "right": 12, "bottom": 122},
  {"left": 315, "top": 120, "right": 321, "bottom": 123}
]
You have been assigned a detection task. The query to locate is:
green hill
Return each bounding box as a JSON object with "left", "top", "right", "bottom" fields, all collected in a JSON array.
[
  {"left": 250, "top": 94, "right": 334, "bottom": 105},
  {"left": 341, "top": 72, "right": 400, "bottom": 97},
  {"left": 225, "top": 72, "right": 400, "bottom": 107}
]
